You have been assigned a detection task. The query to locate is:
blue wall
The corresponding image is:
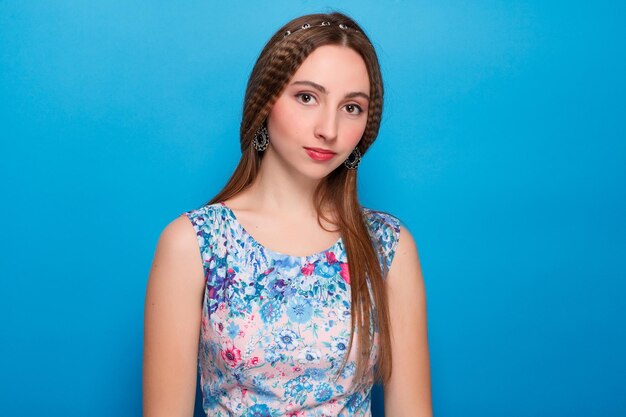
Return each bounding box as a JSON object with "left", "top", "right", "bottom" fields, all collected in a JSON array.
[{"left": 1, "top": 1, "right": 624, "bottom": 416}]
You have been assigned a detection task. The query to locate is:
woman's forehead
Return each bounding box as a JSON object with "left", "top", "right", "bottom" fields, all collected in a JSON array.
[{"left": 290, "top": 45, "right": 370, "bottom": 94}]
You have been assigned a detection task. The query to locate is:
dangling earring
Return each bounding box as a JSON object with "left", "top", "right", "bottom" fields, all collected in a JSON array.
[
  {"left": 253, "top": 121, "right": 269, "bottom": 152},
  {"left": 343, "top": 146, "right": 362, "bottom": 169}
]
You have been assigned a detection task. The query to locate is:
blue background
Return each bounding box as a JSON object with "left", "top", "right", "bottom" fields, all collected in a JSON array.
[{"left": 1, "top": 1, "right": 625, "bottom": 416}]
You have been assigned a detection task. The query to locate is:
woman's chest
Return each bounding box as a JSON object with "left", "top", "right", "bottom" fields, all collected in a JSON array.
[{"left": 199, "top": 244, "right": 364, "bottom": 384}]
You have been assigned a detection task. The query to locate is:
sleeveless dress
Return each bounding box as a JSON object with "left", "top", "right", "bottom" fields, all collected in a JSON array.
[{"left": 183, "top": 202, "right": 401, "bottom": 416}]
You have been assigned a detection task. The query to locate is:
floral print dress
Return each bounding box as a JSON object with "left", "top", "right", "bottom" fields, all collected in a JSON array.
[{"left": 183, "top": 202, "right": 401, "bottom": 416}]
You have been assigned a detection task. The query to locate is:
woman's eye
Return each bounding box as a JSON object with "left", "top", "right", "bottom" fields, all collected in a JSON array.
[
  {"left": 296, "top": 93, "right": 316, "bottom": 104},
  {"left": 344, "top": 104, "right": 363, "bottom": 115}
]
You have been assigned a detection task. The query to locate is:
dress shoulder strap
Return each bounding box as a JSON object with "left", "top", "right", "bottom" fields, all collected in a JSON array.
[
  {"left": 182, "top": 203, "right": 222, "bottom": 282},
  {"left": 362, "top": 207, "right": 402, "bottom": 277}
]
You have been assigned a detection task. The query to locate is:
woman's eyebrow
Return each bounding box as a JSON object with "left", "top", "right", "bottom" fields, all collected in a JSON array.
[{"left": 290, "top": 80, "right": 370, "bottom": 101}]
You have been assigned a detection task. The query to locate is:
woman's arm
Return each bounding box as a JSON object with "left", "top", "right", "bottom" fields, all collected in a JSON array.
[
  {"left": 383, "top": 225, "right": 433, "bottom": 416},
  {"left": 143, "top": 215, "right": 206, "bottom": 417}
]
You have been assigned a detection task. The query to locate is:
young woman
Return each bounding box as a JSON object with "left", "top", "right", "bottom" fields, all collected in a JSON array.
[{"left": 143, "top": 11, "right": 432, "bottom": 417}]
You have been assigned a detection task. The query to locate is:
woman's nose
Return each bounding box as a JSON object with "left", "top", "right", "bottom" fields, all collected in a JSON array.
[{"left": 313, "top": 107, "right": 338, "bottom": 141}]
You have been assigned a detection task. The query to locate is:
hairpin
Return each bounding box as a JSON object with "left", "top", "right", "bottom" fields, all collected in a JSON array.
[{"left": 283, "top": 21, "right": 358, "bottom": 38}]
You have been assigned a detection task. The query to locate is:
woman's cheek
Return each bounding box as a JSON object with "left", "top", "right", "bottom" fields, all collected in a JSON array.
[{"left": 344, "top": 123, "right": 366, "bottom": 146}]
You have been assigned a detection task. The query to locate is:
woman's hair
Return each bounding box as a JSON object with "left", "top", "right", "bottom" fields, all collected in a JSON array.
[{"left": 206, "top": 11, "right": 392, "bottom": 385}]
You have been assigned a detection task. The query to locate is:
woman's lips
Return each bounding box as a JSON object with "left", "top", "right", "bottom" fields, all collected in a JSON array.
[{"left": 304, "top": 147, "right": 336, "bottom": 161}]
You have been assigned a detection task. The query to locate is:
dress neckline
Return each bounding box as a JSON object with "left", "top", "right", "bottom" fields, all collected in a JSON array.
[{"left": 218, "top": 201, "right": 343, "bottom": 259}]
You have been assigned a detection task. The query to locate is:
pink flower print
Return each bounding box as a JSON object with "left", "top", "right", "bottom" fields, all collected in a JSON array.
[
  {"left": 325, "top": 251, "right": 338, "bottom": 264},
  {"left": 301, "top": 262, "right": 315, "bottom": 276},
  {"left": 247, "top": 356, "right": 259, "bottom": 366},
  {"left": 220, "top": 343, "right": 242, "bottom": 368},
  {"left": 339, "top": 262, "right": 350, "bottom": 285}
]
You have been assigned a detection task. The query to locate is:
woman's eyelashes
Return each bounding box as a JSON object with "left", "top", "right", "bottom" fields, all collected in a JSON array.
[
  {"left": 294, "top": 92, "right": 365, "bottom": 115},
  {"left": 295, "top": 92, "right": 316, "bottom": 104},
  {"left": 344, "top": 103, "right": 364, "bottom": 115}
]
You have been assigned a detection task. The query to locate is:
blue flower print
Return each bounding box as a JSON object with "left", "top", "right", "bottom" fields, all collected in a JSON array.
[
  {"left": 345, "top": 391, "right": 364, "bottom": 412},
  {"left": 226, "top": 321, "right": 240, "bottom": 339},
  {"left": 331, "top": 338, "right": 348, "bottom": 355},
  {"left": 314, "top": 382, "right": 333, "bottom": 402},
  {"left": 297, "top": 347, "right": 321, "bottom": 364},
  {"left": 275, "top": 329, "right": 299, "bottom": 351},
  {"left": 266, "top": 277, "right": 287, "bottom": 299},
  {"left": 287, "top": 295, "right": 313, "bottom": 324},
  {"left": 260, "top": 298, "right": 282, "bottom": 324},
  {"left": 284, "top": 374, "right": 313, "bottom": 405},
  {"left": 316, "top": 260, "right": 341, "bottom": 279},
  {"left": 246, "top": 404, "right": 272, "bottom": 417},
  {"left": 304, "top": 367, "right": 326, "bottom": 381},
  {"left": 272, "top": 255, "right": 302, "bottom": 280}
]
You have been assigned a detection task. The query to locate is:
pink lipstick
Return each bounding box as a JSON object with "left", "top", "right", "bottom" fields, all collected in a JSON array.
[{"left": 304, "top": 147, "right": 336, "bottom": 162}]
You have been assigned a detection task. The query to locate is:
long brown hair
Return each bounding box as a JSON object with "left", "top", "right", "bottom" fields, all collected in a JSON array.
[{"left": 205, "top": 11, "right": 392, "bottom": 385}]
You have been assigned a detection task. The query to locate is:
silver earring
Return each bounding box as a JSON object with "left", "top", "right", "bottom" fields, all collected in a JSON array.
[
  {"left": 343, "top": 146, "right": 361, "bottom": 169},
  {"left": 253, "top": 122, "right": 269, "bottom": 152}
]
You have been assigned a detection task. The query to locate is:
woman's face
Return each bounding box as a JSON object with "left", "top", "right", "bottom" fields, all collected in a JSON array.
[{"left": 265, "top": 44, "right": 370, "bottom": 180}]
